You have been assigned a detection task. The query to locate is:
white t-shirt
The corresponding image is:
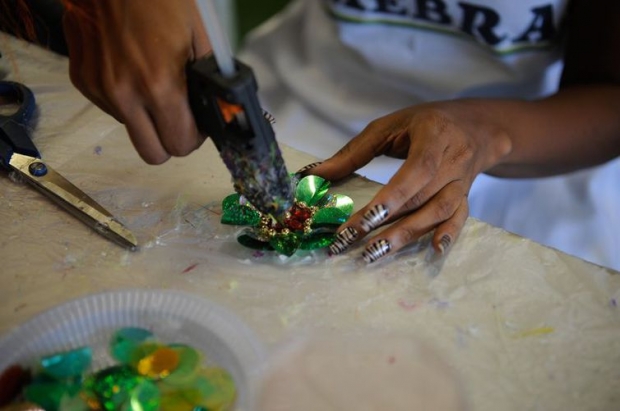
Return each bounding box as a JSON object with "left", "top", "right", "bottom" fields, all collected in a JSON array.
[{"left": 240, "top": 0, "right": 620, "bottom": 270}]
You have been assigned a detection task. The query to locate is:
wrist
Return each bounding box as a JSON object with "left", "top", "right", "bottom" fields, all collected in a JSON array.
[{"left": 445, "top": 99, "right": 514, "bottom": 175}]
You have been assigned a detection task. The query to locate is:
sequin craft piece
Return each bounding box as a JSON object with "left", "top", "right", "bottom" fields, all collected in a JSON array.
[
  {"left": 221, "top": 175, "right": 354, "bottom": 256},
  {"left": 5, "top": 328, "right": 236, "bottom": 411}
]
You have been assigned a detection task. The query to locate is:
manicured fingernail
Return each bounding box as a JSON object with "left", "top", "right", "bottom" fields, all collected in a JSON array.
[
  {"left": 362, "top": 239, "right": 392, "bottom": 264},
  {"left": 296, "top": 162, "right": 323, "bottom": 175},
  {"left": 360, "top": 205, "right": 389, "bottom": 232},
  {"left": 329, "top": 227, "right": 359, "bottom": 255},
  {"left": 438, "top": 234, "right": 452, "bottom": 254}
]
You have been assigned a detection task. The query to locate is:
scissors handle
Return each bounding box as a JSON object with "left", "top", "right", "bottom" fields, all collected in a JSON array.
[{"left": 0, "top": 81, "right": 40, "bottom": 167}]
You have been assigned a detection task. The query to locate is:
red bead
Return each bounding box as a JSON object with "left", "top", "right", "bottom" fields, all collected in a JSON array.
[
  {"left": 257, "top": 202, "right": 313, "bottom": 236},
  {"left": 282, "top": 203, "right": 312, "bottom": 232},
  {"left": 0, "top": 365, "right": 31, "bottom": 406}
]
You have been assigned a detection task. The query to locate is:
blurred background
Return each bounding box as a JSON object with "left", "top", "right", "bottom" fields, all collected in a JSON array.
[
  {"left": 0, "top": 0, "right": 292, "bottom": 56},
  {"left": 235, "top": 0, "right": 290, "bottom": 46}
]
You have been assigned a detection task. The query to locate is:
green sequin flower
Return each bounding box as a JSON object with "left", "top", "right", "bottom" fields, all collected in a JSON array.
[{"left": 221, "top": 175, "right": 354, "bottom": 256}]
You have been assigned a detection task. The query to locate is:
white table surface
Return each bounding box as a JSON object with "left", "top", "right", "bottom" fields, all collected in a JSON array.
[{"left": 1, "top": 34, "right": 619, "bottom": 411}]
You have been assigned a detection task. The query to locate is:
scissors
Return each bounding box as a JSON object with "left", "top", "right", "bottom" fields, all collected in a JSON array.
[{"left": 0, "top": 80, "right": 138, "bottom": 250}]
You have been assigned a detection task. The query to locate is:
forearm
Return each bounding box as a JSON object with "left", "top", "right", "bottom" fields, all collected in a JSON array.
[{"left": 482, "top": 85, "right": 620, "bottom": 178}]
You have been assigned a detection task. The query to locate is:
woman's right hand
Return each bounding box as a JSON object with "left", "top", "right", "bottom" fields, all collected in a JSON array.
[{"left": 62, "top": 0, "right": 211, "bottom": 164}]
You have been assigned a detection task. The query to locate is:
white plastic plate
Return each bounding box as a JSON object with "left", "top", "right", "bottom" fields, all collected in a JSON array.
[{"left": 0, "top": 289, "right": 266, "bottom": 410}]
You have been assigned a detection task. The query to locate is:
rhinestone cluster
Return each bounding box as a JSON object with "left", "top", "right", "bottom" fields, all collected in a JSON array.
[{"left": 256, "top": 201, "right": 318, "bottom": 241}]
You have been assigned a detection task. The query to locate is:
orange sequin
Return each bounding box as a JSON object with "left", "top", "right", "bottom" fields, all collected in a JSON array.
[{"left": 136, "top": 347, "right": 180, "bottom": 379}]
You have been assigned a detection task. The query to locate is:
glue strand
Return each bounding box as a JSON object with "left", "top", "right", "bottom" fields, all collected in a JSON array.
[{"left": 195, "top": 0, "right": 236, "bottom": 78}]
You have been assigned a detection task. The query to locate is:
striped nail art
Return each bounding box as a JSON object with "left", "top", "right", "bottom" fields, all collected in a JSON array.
[
  {"left": 360, "top": 205, "right": 389, "bottom": 232},
  {"left": 438, "top": 234, "right": 452, "bottom": 254},
  {"left": 295, "top": 162, "right": 323, "bottom": 175},
  {"left": 329, "top": 227, "right": 359, "bottom": 255},
  {"left": 362, "top": 239, "right": 392, "bottom": 264}
]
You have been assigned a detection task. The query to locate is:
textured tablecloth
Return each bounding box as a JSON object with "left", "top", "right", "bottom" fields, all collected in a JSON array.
[{"left": 1, "top": 34, "right": 619, "bottom": 411}]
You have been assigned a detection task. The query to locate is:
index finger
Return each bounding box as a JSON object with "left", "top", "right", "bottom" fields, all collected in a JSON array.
[
  {"left": 356, "top": 115, "right": 450, "bottom": 231},
  {"left": 306, "top": 119, "right": 402, "bottom": 182}
]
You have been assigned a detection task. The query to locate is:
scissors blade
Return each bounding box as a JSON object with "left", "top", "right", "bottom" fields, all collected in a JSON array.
[{"left": 8, "top": 153, "right": 138, "bottom": 250}]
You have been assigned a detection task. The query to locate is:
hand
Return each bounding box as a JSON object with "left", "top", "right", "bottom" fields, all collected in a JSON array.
[
  {"left": 62, "top": 0, "right": 211, "bottom": 164},
  {"left": 306, "top": 100, "right": 512, "bottom": 263}
]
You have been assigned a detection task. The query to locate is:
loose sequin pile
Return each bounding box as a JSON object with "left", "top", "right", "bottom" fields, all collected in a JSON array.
[{"left": 1, "top": 327, "right": 236, "bottom": 411}]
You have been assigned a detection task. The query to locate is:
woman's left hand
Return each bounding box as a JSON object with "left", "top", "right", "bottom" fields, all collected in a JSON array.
[{"left": 303, "top": 100, "right": 513, "bottom": 263}]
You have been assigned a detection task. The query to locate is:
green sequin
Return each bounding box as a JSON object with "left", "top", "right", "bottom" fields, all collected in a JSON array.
[
  {"left": 41, "top": 346, "right": 92, "bottom": 379},
  {"left": 295, "top": 176, "right": 330, "bottom": 206},
  {"left": 314, "top": 193, "right": 332, "bottom": 208},
  {"left": 59, "top": 393, "right": 90, "bottom": 411},
  {"left": 221, "top": 193, "right": 241, "bottom": 211},
  {"left": 329, "top": 194, "right": 354, "bottom": 215},
  {"left": 269, "top": 233, "right": 301, "bottom": 256},
  {"left": 221, "top": 194, "right": 261, "bottom": 226},
  {"left": 194, "top": 368, "right": 236, "bottom": 411},
  {"left": 312, "top": 207, "right": 349, "bottom": 226},
  {"left": 238, "top": 231, "right": 274, "bottom": 250},
  {"left": 111, "top": 327, "right": 154, "bottom": 364},
  {"left": 127, "top": 380, "right": 161, "bottom": 411},
  {"left": 88, "top": 365, "right": 144, "bottom": 411},
  {"left": 300, "top": 231, "right": 336, "bottom": 250},
  {"left": 24, "top": 381, "right": 69, "bottom": 411},
  {"left": 164, "top": 345, "right": 202, "bottom": 386},
  {"left": 159, "top": 394, "right": 195, "bottom": 411}
]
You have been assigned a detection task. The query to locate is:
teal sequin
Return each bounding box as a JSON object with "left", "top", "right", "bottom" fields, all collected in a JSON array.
[{"left": 41, "top": 346, "right": 92, "bottom": 379}]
